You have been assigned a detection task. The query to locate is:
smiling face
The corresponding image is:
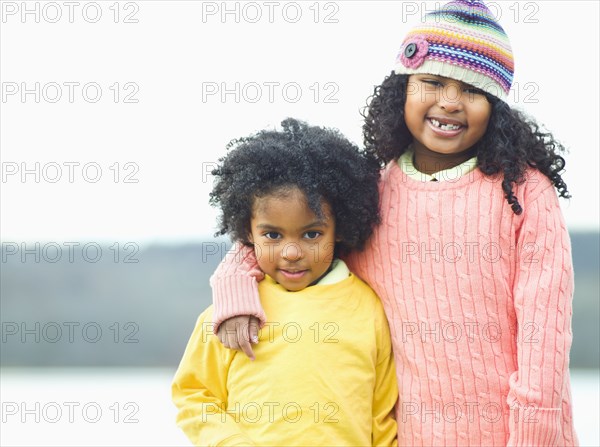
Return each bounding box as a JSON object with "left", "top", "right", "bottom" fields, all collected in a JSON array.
[
  {"left": 404, "top": 74, "right": 492, "bottom": 157},
  {"left": 248, "top": 187, "right": 337, "bottom": 292}
]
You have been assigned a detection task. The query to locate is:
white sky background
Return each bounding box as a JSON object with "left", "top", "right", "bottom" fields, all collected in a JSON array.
[{"left": 1, "top": 0, "right": 599, "bottom": 245}]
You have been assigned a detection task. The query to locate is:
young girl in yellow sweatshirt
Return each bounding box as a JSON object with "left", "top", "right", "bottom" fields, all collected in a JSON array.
[{"left": 171, "top": 118, "right": 398, "bottom": 447}]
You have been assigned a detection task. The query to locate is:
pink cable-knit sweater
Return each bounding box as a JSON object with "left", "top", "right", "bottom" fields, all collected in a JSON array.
[{"left": 211, "top": 162, "right": 577, "bottom": 447}]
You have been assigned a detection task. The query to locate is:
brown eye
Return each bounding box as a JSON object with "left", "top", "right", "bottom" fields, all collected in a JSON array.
[
  {"left": 465, "top": 87, "right": 485, "bottom": 95},
  {"left": 304, "top": 231, "right": 321, "bottom": 240},
  {"left": 421, "top": 79, "right": 442, "bottom": 89}
]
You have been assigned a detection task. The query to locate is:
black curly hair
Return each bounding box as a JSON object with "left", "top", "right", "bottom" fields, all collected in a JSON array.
[
  {"left": 362, "top": 72, "right": 570, "bottom": 215},
  {"left": 209, "top": 118, "right": 381, "bottom": 255}
]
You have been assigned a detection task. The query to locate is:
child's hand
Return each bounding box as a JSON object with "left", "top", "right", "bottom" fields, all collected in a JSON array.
[{"left": 217, "top": 315, "right": 260, "bottom": 360}]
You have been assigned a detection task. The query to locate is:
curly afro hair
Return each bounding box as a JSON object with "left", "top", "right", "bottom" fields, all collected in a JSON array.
[
  {"left": 362, "top": 72, "right": 570, "bottom": 215},
  {"left": 210, "top": 118, "right": 381, "bottom": 255}
]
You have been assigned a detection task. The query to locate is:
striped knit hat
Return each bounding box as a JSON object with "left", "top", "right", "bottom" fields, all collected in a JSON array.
[{"left": 394, "top": 0, "right": 514, "bottom": 100}]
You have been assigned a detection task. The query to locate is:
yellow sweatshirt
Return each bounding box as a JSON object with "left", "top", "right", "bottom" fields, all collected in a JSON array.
[{"left": 172, "top": 270, "right": 398, "bottom": 447}]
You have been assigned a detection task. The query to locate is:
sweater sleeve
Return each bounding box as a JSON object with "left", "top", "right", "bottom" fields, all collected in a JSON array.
[
  {"left": 172, "top": 308, "right": 256, "bottom": 446},
  {"left": 210, "top": 242, "right": 266, "bottom": 331},
  {"left": 506, "top": 183, "right": 575, "bottom": 447},
  {"left": 372, "top": 299, "right": 399, "bottom": 447}
]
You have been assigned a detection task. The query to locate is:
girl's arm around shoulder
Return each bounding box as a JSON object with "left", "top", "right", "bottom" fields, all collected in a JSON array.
[
  {"left": 211, "top": 243, "right": 373, "bottom": 358},
  {"left": 210, "top": 242, "right": 266, "bottom": 330}
]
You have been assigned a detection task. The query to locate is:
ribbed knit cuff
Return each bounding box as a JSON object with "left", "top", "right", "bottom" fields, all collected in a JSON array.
[
  {"left": 508, "top": 406, "right": 562, "bottom": 446},
  {"left": 212, "top": 275, "right": 266, "bottom": 332},
  {"left": 394, "top": 59, "right": 509, "bottom": 99}
]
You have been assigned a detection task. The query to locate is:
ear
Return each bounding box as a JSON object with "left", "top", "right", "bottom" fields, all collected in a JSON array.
[{"left": 247, "top": 232, "right": 254, "bottom": 244}]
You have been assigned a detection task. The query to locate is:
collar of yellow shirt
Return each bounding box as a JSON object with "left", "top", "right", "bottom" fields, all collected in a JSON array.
[{"left": 315, "top": 259, "right": 350, "bottom": 286}]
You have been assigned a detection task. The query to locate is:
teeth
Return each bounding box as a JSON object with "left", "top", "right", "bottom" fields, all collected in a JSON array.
[{"left": 430, "top": 119, "right": 461, "bottom": 131}]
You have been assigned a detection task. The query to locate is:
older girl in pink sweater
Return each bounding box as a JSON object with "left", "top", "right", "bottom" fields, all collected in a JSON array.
[{"left": 208, "top": 1, "right": 577, "bottom": 445}]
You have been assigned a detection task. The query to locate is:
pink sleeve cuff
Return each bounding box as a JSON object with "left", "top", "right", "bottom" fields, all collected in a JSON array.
[
  {"left": 508, "top": 406, "right": 563, "bottom": 446},
  {"left": 211, "top": 275, "right": 266, "bottom": 332}
]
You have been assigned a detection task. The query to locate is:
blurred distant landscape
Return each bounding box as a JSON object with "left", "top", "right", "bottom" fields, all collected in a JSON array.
[{"left": 1, "top": 232, "right": 598, "bottom": 368}]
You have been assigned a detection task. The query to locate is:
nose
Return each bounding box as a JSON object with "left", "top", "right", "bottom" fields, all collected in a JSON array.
[
  {"left": 281, "top": 242, "right": 304, "bottom": 262},
  {"left": 438, "top": 84, "right": 463, "bottom": 112}
]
